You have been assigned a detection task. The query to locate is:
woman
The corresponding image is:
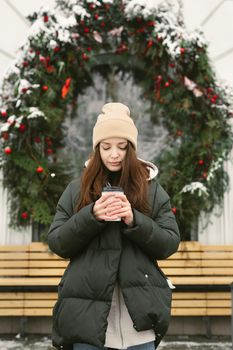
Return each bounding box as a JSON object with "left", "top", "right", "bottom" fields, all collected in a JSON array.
[{"left": 48, "top": 102, "right": 180, "bottom": 350}]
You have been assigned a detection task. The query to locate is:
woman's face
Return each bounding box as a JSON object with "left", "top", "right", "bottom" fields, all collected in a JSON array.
[{"left": 99, "top": 137, "right": 128, "bottom": 172}]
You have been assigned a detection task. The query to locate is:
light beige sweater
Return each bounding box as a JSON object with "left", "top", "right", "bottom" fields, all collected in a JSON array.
[{"left": 104, "top": 283, "right": 155, "bottom": 349}]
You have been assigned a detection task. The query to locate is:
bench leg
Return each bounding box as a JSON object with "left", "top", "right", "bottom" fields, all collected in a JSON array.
[
  {"left": 20, "top": 316, "right": 28, "bottom": 337},
  {"left": 203, "top": 316, "right": 212, "bottom": 338}
]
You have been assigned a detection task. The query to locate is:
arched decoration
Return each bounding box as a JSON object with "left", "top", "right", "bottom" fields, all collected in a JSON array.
[{"left": 0, "top": 0, "right": 232, "bottom": 239}]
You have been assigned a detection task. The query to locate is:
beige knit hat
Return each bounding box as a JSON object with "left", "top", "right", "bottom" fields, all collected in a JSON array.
[{"left": 92, "top": 102, "right": 138, "bottom": 150}]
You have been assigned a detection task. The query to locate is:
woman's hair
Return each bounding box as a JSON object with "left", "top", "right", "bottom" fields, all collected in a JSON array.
[{"left": 76, "top": 143, "right": 151, "bottom": 214}]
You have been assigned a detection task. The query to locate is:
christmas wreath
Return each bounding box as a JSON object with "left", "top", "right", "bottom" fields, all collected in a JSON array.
[{"left": 0, "top": 0, "right": 232, "bottom": 240}]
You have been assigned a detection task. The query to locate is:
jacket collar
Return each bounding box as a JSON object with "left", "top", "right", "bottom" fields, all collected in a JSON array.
[{"left": 84, "top": 158, "right": 158, "bottom": 181}]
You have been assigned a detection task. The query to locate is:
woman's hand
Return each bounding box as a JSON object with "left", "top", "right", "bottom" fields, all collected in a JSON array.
[
  {"left": 107, "top": 193, "right": 134, "bottom": 227},
  {"left": 93, "top": 193, "right": 123, "bottom": 221}
]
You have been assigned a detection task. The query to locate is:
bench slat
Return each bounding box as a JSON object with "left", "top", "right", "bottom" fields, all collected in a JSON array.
[
  {"left": 163, "top": 267, "right": 233, "bottom": 275},
  {"left": 171, "top": 308, "right": 231, "bottom": 316},
  {"left": 0, "top": 278, "right": 60, "bottom": 286}
]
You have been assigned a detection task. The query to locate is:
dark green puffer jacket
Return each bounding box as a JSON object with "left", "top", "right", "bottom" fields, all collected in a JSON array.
[{"left": 48, "top": 176, "right": 180, "bottom": 350}]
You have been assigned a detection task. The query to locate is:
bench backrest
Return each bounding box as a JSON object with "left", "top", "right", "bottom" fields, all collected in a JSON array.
[{"left": 1, "top": 241, "right": 233, "bottom": 286}]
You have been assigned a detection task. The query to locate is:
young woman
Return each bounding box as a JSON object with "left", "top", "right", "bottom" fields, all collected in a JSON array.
[{"left": 48, "top": 102, "right": 180, "bottom": 350}]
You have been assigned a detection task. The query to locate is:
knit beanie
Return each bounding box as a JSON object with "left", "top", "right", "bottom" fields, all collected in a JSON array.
[{"left": 92, "top": 102, "right": 138, "bottom": 150}]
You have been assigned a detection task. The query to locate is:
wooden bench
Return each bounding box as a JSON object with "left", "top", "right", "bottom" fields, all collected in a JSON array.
[
  {"left": 158, "top": 241, "right": 233, "bottom": 317},
  {"left": 0, "top": 241, "right": 232, "bottom": 334}
]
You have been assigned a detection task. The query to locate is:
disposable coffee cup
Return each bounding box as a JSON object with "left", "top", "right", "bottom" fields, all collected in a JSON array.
[{"left": 101, "top": 186, "right": 124, "bottom": 221}]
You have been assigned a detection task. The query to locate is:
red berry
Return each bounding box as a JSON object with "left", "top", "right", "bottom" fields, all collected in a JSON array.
[
  {"left": 42, "top": 85, "right": 49, "bottom": 91},
  {"left": 87, "top": 47, "right": 92, "bottom": 52},
  {"left": 21, "top": 211, "right": 29, "bottom": 219},
  {"left": 44, "top": 15, "right": 49, "bottom": 22},
  {"left": 34, "top": 136, "right": 41, "bottom": 143},
  {"left": 82, "top": 53, "right": 89, "bottom": 61},
  {"left": 1, "top": 111, "right": 7, "bottom": 118},
  {"left": 202, "top": 172, "right": 208, "bottom": 179},
  {"left": 100, "top": 22, "right": 106, "bottom": 28},
  {"left": 84, "top": 27, "right": 90, "bottom": 33},
  {"left": 180, "top": 47, "right": 185, "bottom": 54},
  {"left": 39, "top": 56, "right": 46, "bottom": 63},
  {"left": 21, "top": 88, "right": 28, "bottom": 93},
  {"left": 54, "top": 46, "right": 60, "bottom": 53},
  {"left": 36, "top": 166, "right": 44, "bottom": 173},
  {"left": 46, "top": 148, "right": 53, "bottom": 154},
  {"left": 147, "top": 21, "right": 155, "bottom": 26},
  {"left": 19, "top": 124, "right": 26, "bottom": 132},
  {"left": 172, "top": 207, "right": 177, "bottom": 214},
  {"left": 164, "top": 82, "right": 170, "bottom": 88},
  {"left": 23, "top": 61, "right": 29, "bottom": 67},
  {"left": 169, "top": 63, "right": 175, "bottom": 68},
  {"left": 147, "top": 40, "right": 153, "bottom": 48},
  {"left": 4, "top": 146, "right": 12, "bottom": 154},
  {"left": 198, "top": 159, "right": 204, "bottom": 165},
  {"left": 155, "top": 75, "right": 163, "bottom": 83},
  {"left": 94, "top": 13, "right": 99, "bottom": 20}
]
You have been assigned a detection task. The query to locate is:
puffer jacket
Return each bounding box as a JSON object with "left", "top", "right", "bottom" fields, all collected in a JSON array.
[{"left": 48, "top": 161, "right": 180, "bottom": 350}]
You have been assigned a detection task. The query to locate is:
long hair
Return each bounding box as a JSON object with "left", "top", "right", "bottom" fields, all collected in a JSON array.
[{"left": 76, "top": 143, "right": 151, "bottom": 214}]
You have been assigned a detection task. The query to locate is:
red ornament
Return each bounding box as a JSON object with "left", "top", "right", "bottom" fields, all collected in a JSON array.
[
  {"left": 54, "top": 46, "right": 60, "bottom": 53},
  {"left": 155, "top": 75, "right": 163, "bottom": 83},
  {"left": 46, "top": 148, "right": 53, "bottom": 154},
  {"left": 82, "top": 53, "right": 89, "bottom": 61},
  {"left": 42, "top": 85, "right": 49, "bottom": 91},
  {"left": 172, "top": 207, "right": 177, "bottom": 214},
  {"left": 87, "top": 47, "right": 92, "bottom": 52},
  {"left": 94, "top": 13, "right": 99, "bottom": 20},
  {"left": 34, "top": 136, "right": 41, "bottom": 143},
  {"left": 21, "top": 211, "right": 29, "bottom": 220},
  {"left": 44, "top": 15, "right": 49, "bottom": 22},
  {"left": 84, "top": 27, "right": 90, "bottom": 33},
  {"left": 19, "top": 124, "right": 26, "bottom": 133},
  {"left": 147, "top": 20, "right": 155, "bottom": 26},
  {"left": 36, "top": 166, "right": 44, "bottom": 173},
  {"left": 39, "top": 55, "right": 46, "bottom": 63},
  {"left": 1, "top": 111, "right": 7, "bottom": 118},
  {"left": 46, "top": 65, "right": 55, "bottom": 73},
  {"left": 4, "top": 146, "right": 12, "bottom": 154},
  {"left": 198, "top": 159, "right": 204, "bottom": 165},
  {"left": 164, "top": 81, "right": 170, "bottom": 88},
  {"left": 180, "top": 47, "right": 185, "bottom": 54},
  {"left": 147, "top": 40, "right": 153, "bottom": 48},
  {"left": 202, "top": 172, "right": 208, "bottom": 179}
]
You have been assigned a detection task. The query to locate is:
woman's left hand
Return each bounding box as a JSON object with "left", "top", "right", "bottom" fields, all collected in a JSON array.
[{"left": 106, "top": 193, "right": 134, "bottom": 227}]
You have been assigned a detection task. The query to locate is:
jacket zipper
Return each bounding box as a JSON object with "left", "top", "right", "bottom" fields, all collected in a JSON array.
[{"left": 117, "top": 284, "right": 124, "bottom": 348}]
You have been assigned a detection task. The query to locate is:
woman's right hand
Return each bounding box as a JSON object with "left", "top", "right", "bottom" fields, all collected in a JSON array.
[{"left": 93, "top": 194, "right": 123, "bottom": 221}]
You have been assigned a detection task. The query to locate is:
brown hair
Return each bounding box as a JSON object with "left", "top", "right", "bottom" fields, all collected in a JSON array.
[{"left": 76, "top": 143, "right": 151, "bottom": 214}]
